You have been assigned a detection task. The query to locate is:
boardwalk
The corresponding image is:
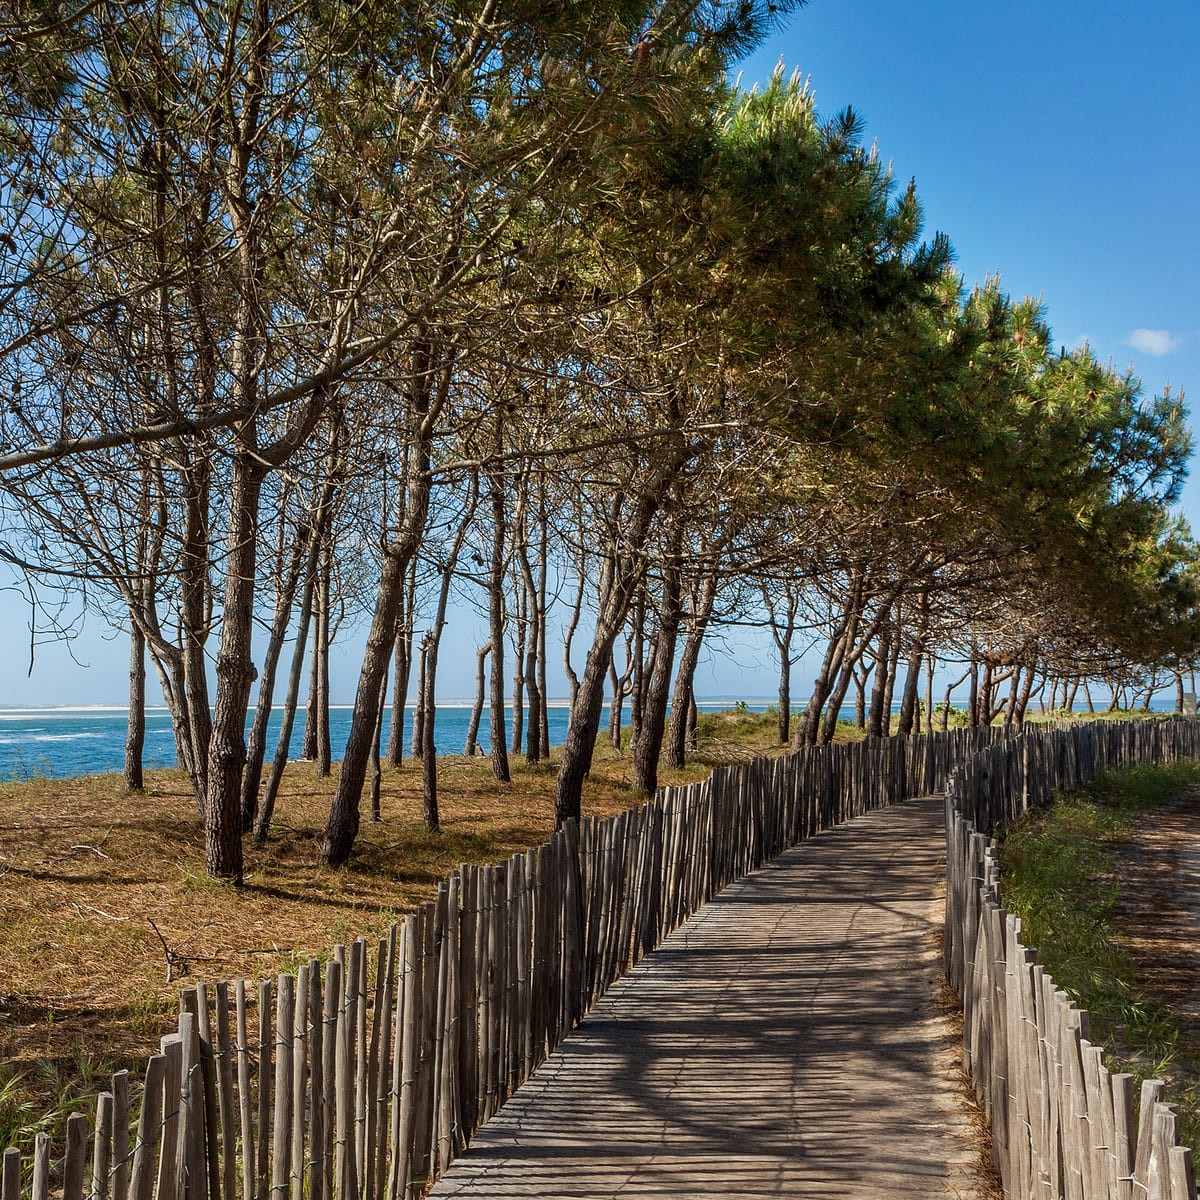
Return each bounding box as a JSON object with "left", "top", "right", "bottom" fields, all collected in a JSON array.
[{"left": 429, "top": 794, "right": 990, "bottom": 1199}]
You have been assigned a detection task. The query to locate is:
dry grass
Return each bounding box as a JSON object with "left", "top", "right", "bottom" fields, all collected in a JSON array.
[{"left": 0, "top": 713, "right": 792, "bottom": 1124}]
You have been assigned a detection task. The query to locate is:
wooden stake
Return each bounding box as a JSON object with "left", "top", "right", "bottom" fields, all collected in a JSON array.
[
  {"left": 91, "top": 1091, "right": 113, "bottom": 1200},
  {"left": 130, "top": 1055, "right": 165, "bottom": 1200},
  {"left": 233, "top": 983, "right": 254, "bottom": 1200},
  {"left": 255, "top": 980, "right": 272, "bottom": 1200},
  {"left": 269, "top": 974, "right": 294, "bottom": 1200},
  {"left": 111, "top": 1071, "right": 130, "bottom": 1200},
  {"left": 63, "top": 1111, "right": 89, "bottom": 1200},
  {"left": 289, "top": 966, "right": 308, "bottom": 1200},
  {"left": 155, "top": 1033, "right": 181, "bottom": 1200},
  {"left": 31, "top": 1134, "right": 49, "bottom": 1200},
  {"left": 1, "top": 1147, "right": 21, "bottom": 1200},
  {"left": 214, "top": 984, "right": 236, "bottom": 1200}
]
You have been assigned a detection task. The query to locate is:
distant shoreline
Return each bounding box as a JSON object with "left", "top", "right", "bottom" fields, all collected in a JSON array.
[{"left": 0, "top": 698, "right": 780, "bottom": 714}]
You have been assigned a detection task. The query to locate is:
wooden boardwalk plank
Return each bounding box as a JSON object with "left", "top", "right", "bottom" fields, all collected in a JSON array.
[{"left": 429, "top": 795, "right": 985, "bottom": 1199}]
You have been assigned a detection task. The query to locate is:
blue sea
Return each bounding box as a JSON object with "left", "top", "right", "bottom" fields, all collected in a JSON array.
[
  {"left": 0, "top": 702, "right": 771, "bottom": 782},
  {"left": 0, "top": 697, "right": 1174, "bottom": 783}
]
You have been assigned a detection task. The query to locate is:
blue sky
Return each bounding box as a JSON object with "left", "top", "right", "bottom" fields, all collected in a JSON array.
[
  {"left": 1, "top": 2, "right": 1196, "bottom": 706},
  {"left": 740, "top": 0, "right": 1200, "bottom": 516}
]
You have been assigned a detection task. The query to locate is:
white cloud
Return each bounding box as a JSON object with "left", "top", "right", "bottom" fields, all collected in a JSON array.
[{"left": 1125, "top": 328, "right": 1184, "bottom": 356}]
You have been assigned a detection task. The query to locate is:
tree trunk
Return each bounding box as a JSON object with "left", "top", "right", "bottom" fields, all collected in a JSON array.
[
  {"left": 148, "top": 646, "right": 199, "bottom": 801},
  {"left": 315, "top": 538, "right": 332, "bottom": 775},
  {"left": 896, "top": 646, "right": 923, "bottom": 736},
  {"left": 302, "top": 532, "right": 332, "bottom": 772},
  {"left": 253, "top": 425, "right": 338, "bottom": 842},
  {"left": 420, "top": 635, "right": 439, "bottom": 830},
  {"left": 123, "top": 471, "right": 156, "bottom": 796},
  {"left": 561, "top": 542, "right": 586, "bottom": 728},
  {"left": 628, "top": 592, "right": 649, "bottom": 755},
  {"left": 536, "top": 496, "right": 551, "bottom": 758},
  {"left": 384, "top": 560, "right": 416, "bottom": 768},
  {"left": 792, "top": 626, "right": 846, "bottom": 749},
  {"left": 823, "top": 594, "right": 901, "bottom": 745},
  {"left": 302, "top": 623, "right": 319, "bottom": 760},
  {"left": 411, "top": 640, "right": 427, "bottom": 759},
  {"left": 776, "top": 651, "right": 791, "bottom": 744},
  {"left": 866, "top": 629, "right": 890, "bottom": 738},
  {"left": 515, "top": 494, "right": 544, "bottom": 765},
  {"left": 664, "top": 660, "right": 694, "bottom": 771},
  {"left": 240, "top": 523, "right": 308, "bottom": 828},
  {"left": 882, "top": 631, "right": 901, "bottom": 733},
  {"left": 631, "top": 519, "right": 684, "bottom": 795},
  {"left": 940, "top": 670, "right": 966, "bottom": 730},
  {"left": 124, "top": 623, "right": 146, "bottom": 791},
  {"left": 923, "top": 655, "right": 935, "bottom": 737},
  {"left": 762, "top": 583, "right": 798, "bottom": 745},
  {"left": 819, "top": 643, "right": 859, "bottom": 743},
  {"left": 899, "top": 594, "right": 931, "bottom": 736},
  {"left": 852, "top": 664, "right": 871, "bottom": 730},
  {"left": 302, "top": 564, "right": 321, "bottom": 760},
  {"left": 369, "top": 670, "right": 388, "bottom": 822},
  {"left": 1014, "top": 664, "right": 1038, "bottom": 728},
  {"left": 323, "top": 546, "right": 416, "bottom": 866},
  {"left": 988, "top": 669, "right": 1015, "bottom": 724},
  {"left": 180, "top": 455, "right": 213, "bottom": 817},
  {"left": 197, "top": 0, "right": 287, "bottom": 879},
  {"left": 820, "top": 593, "right": 894, "bottom": 745},
  {"left": 553, "top": 448, "right": 685, "bottom": 826},
  {"left": 465, "top": 643, "right": 490, "bottom": 756},
  {"left": 664, "top": 574, "right": 715, "bottom": 770},
  {"left": 509, "top": 585, "right": 526, "bottom": 757},
  {"left": 254, "top": 540, "right": 319, "bottom": 843},
  {"left": 322, "top": 340, "right": 441, "bottom": 867},
  {"left": 417, "top": 481, "right": 476, "bottom": 824},
  {"left": 1029, "top": 674, "right": 1048, "bottom": 718},
  {"left": 608, "top": 653, "right": 627, "bottom": 751},
  {"left": 1046, "top": 676, "right": 1058, "bottom": 712},
  {"left": 663, "top": 642, "right": 699, "bottom": 770},
  {"left": 204, "top": 457, "right": 266, "bottom": 883},
  {"left": 554, "top": 643, "right": 610, "bottom": 828},
  {"left": 978, "top": 660, "right": 995, "bottom": 727},
  {"left": 524, "top": 632, "right": 542, "bottom": 763},
  {"left": 486, "top": 467, "right": 510, "bottom": 783}
]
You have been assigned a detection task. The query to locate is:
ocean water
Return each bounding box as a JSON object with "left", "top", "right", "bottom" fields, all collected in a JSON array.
[
  {"left": 0, "top": 702, "right": 770, "bottom": 782},
  {"left": 0, "top": 697, "right": 1174, "bottom": 783}
]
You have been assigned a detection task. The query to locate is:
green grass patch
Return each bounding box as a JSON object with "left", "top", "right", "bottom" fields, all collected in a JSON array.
[
  {"left": 1000, "top": 760, "right": 1200, "bottom": 1152},
  {"left": 0, "top": 1064, "right": 46, "bottom": 1153},
  {"left": 694, "top": 704, "right": 780, "bottom": 741}
]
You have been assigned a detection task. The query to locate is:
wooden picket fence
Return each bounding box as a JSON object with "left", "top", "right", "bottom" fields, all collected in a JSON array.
[
  {"left": 2, "top": 725, "right": 1015, "bottom": 1200},
  {"left": 945, "top": 718, "right": 1200, "bottom": 1200}
]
